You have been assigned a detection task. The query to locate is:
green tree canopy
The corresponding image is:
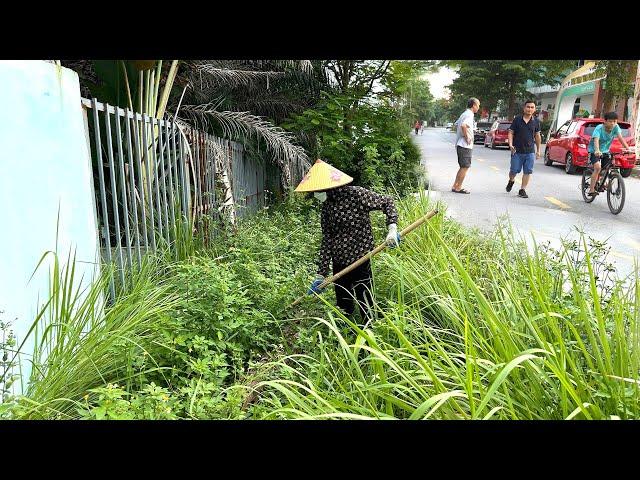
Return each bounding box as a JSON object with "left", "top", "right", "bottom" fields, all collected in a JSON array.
[
  {"left": 595, "top": 60, "right": 638, "bottom": 114},
  {"left": 439, "top": 60, "right": 576, "bottom": 119}
]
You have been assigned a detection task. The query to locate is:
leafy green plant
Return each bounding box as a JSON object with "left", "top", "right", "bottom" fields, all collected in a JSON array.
[
  {"left": 4, "top": 251, "right": 181, "bottom": 420},
  {"left": 282, "top": 91, "right": 421, "bottom": 195},
  {"left": 0, "top": 312, "right": 18, "bottom": 414}
]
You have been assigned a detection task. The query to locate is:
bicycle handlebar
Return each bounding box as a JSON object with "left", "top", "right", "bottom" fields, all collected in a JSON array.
[{"left": 597, "top": 150, "right": 633, "bottom": 159}]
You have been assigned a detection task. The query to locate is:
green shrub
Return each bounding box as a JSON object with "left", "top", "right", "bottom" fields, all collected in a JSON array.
[{"left": 282, "top": 92, "right": 421, "bottom": 196}]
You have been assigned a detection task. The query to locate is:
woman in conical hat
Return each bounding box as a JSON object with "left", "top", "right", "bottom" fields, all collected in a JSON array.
[{"left": 295, "top": 159, "right": 400, "bottom": 323}]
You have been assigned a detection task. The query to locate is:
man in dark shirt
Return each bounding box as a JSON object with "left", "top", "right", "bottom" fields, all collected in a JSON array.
[
  {"left": 295, "top": 159, "right": 400, "bottom": 322},
  {"left": 505, "top": 100, "right": 542, "bottom": 198}
]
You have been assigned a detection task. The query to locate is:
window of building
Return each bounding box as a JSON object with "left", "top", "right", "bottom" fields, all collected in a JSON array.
[{"left": 568, "top": 121, "right": 579, "bottom": 134}]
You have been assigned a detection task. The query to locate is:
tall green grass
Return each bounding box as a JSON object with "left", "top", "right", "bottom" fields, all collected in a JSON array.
[
  {"left": 2, "top": 198, "right": 327, "bottom": 420},
  {"left": 8, "top": 191, "right": 640, "bottom": 420},
  {"left": 254, "top": 193, "right": 640, "bottom": 419},
  {"left": 5, "top": 250, "right": 181, "bottom": 419}
]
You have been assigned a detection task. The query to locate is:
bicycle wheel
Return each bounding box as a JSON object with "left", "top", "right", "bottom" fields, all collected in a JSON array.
[
  {"left": 581, "top": 168, "right": 596, "bottom": 203},
  {"left": 607, "top": 171, "right": 625, "bottom": 214}
]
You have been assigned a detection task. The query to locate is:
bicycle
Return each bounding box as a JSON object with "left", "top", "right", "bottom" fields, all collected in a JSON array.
[{"left": 581, "top": 151, "right": 630, "bottom": 215}]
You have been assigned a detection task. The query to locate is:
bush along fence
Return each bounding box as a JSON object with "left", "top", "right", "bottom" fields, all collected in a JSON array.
[{"left": 82, "top": 97, "right": 297, "bottom": 298}]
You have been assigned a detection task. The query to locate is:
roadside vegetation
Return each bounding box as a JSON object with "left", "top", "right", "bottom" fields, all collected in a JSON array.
[
  {"left": 3, "top": 59, "right": 638, "bottom": 420},
  {"left": 3, "top": 191, "right": 639, "bottom": 420}
]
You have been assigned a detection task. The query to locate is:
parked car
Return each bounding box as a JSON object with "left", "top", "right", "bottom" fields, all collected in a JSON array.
[
  {"left": 445, "top": 122, "right": 453, "bottom": 129},
  {"left": 474, "top": 121, "right": 493, "bottom": 144},
  {"left": 484, "top": 120, "right": 512, "bottom": 149},
  {"left": 544, "top": 118, "right": 637, "bottom": 176}
]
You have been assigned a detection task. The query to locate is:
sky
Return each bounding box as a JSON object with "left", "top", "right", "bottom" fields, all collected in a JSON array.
[{"left": 424, "top": 66, "right": 458, "bottom": 99}]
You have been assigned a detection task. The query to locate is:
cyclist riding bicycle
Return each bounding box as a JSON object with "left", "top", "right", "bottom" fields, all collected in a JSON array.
[{"left": 587, "top": 111, "right": 632, "bottom": 197}]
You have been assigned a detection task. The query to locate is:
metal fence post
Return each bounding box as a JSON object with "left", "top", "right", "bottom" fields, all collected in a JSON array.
[
  {"left": 91, "top": 98, "right": 116, "bottom": 299},
  {"left": 114, "top": 109, "right": 134, "bottom": 271},
  {"left": 103, "top": 103, "right": 126, "bottom": 288}
]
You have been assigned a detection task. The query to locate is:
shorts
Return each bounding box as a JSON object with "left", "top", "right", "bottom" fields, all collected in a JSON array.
[
  {"left": 589, "top": 152, "right": 612, "bottom": 168},
  {"left": 456, "top": 145, "right": 472, "bottom": 168},
  {"left": 510, "top": 152, "right": 535, "bottom": 175}
]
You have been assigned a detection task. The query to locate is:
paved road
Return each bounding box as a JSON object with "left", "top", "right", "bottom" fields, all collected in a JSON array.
[{"left": 416, "top": 127, "right": 640, "bottom": 279}]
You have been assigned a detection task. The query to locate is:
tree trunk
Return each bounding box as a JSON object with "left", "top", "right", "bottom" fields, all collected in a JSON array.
[
  {"left": 215, "top": 142, "right": 237, "bottom": 229},
  {"left": 632, "top": 60, "right": 640, "bottom": 161},
  {"left": 507, "top": 83, "right": 515, "bottom": 119},
  {"left": 602, "top": 90, "right": 616, "bottom": 113}
]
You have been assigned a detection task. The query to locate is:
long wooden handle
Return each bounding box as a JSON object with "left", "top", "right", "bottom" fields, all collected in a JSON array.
[{"left": 288, "top": 209, "right": 439, "bottom": 309}]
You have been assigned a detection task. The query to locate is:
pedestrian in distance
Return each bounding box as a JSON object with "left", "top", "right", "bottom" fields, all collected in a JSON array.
[
  {"left": 420, "top": 120, "right": 425, "bottom": 135},
  {"left": 586, "top": 111, "right": 632, "bottom": 197},
  {"left": 451, "top": 97, "right": 480, "bottom": 194},
  {"left": 414, "top": 120, "right": 421, "bottom": 135},
  {"left": 295, "top": 159, "right": 401, "bottom": 324},
  {"left": 506, "top": 100, "right": 541, "bottom": 199}
]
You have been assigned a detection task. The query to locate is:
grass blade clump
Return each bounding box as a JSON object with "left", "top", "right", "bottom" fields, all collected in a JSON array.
[{"left": 253, "top": 193, "right": 640, "bottom": 419}]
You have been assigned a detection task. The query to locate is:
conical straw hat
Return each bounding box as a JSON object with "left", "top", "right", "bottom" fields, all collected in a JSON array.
[{"left": 294, "top": 159, "right": 353, "bottom": 192}]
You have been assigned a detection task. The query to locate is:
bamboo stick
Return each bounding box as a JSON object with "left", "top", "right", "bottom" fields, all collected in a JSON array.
[{"left": 288, "top": 209, "right": 439, "bottom": 309}]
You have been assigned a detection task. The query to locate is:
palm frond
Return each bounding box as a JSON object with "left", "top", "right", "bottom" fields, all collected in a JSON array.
[
  {"left": 179, "top": 104, "right": 310, "bottom": 187},
  {"left": 219, "top": 60, "right": 313, "bottom": 73},
  {"left": 189, "top": 63, "right": 287, "bottom": 88},
  {"left": 230, "top": 97, "right": 308, "bottom": 118}
]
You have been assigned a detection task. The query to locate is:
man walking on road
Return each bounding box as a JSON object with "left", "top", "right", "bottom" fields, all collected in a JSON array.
[
  {"left": 506, "top": 100, "right": 541, "bottom": 198},
  {"left": 451, "top": 97, "right": 480, "bottom": 194}
]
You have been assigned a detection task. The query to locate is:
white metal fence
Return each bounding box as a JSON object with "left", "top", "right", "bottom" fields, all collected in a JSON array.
[{"left": 82, "top": 97, "right": 285, "bottom": 297}]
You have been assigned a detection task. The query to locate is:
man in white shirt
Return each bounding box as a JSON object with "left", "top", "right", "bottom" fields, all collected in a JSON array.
[{"left": 451, "top": 97, "right": 480, "bottom": 194}]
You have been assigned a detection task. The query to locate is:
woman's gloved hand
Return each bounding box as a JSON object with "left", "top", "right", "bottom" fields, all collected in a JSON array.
[
  {"left": 385, "top": 223, "right": 401, "bottom": 248},
  {"left": 307, "top": 275, "right": 326, "bottom": 294}
]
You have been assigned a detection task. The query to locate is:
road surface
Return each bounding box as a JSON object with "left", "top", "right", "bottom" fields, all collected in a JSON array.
[{"left": 416, "top": 127, "right": 640, "bottom": 279}]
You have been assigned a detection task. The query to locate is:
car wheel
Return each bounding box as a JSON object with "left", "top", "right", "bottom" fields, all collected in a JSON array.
[
  {"left": 620, "top": 168, "right": 632, "bottom": 178},
  {"left": 544, "top": 149, "right": 553, "bottom": 166},
  {"left": 565, "top": 153, "right": 576, "bottom": 174}
]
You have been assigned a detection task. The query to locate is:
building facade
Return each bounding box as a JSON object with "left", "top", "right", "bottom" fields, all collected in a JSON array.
[{"left": 549, "top": 61, "right": 635, "bottom": 141}]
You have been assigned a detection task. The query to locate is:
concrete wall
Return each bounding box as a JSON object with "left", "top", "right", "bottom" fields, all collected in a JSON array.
[{"left": 0, "top": 61, "right": 100, "bottom": 394}]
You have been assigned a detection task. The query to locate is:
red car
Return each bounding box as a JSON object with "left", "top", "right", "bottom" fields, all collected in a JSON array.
[
  {"left": 544, "top": 118, "right": 637, "bottom": 177},
  {"left": 484, "top": 121, "right": 512, "bottom": 149}
]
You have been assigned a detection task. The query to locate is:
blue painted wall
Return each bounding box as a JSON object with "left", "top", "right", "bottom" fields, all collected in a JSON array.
[{"left": 0, "top": 61, "right": 100, "bottom": 394}]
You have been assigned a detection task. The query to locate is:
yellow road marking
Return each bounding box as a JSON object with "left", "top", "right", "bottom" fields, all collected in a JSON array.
[
  {"left": 477, "top": 158, "right": 485, "bottom": 163},
  {"left": 530, "top": 229, "right": 556, "bottom": 239},
  {"left": 611, "top": 251, "right": 635, "bottom": 261},
  {"left": 490, "top": 166, "right": 500, "bottom": 172},
  {"left": 621, "top": 238, "right": 640, "bottom": 251},
  {"left": 544, "top": 196, "right": 571, "bottom": 210}
]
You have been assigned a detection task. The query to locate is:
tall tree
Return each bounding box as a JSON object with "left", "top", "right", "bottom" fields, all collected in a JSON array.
[
  {"left": 380, "top": 60, "right": 437, "bottom": 126},
  {"left": 595, "top": 60, "right": 637, "bottom": 114},
  {"left": 441, "top": 60, "right": 575, "bottom": 119}
]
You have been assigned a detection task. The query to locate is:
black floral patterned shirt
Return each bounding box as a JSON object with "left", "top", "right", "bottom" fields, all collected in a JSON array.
[{"left": 317, "top": 185, "right": 398, "bottom": 277}]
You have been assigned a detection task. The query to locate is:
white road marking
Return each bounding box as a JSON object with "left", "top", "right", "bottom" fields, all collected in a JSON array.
[
  {"left": 611, "top": 251, "right": 635, "bottom": 261},
  {"left": 529, "top": 229, "right": 556, "bottom": 239}
]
